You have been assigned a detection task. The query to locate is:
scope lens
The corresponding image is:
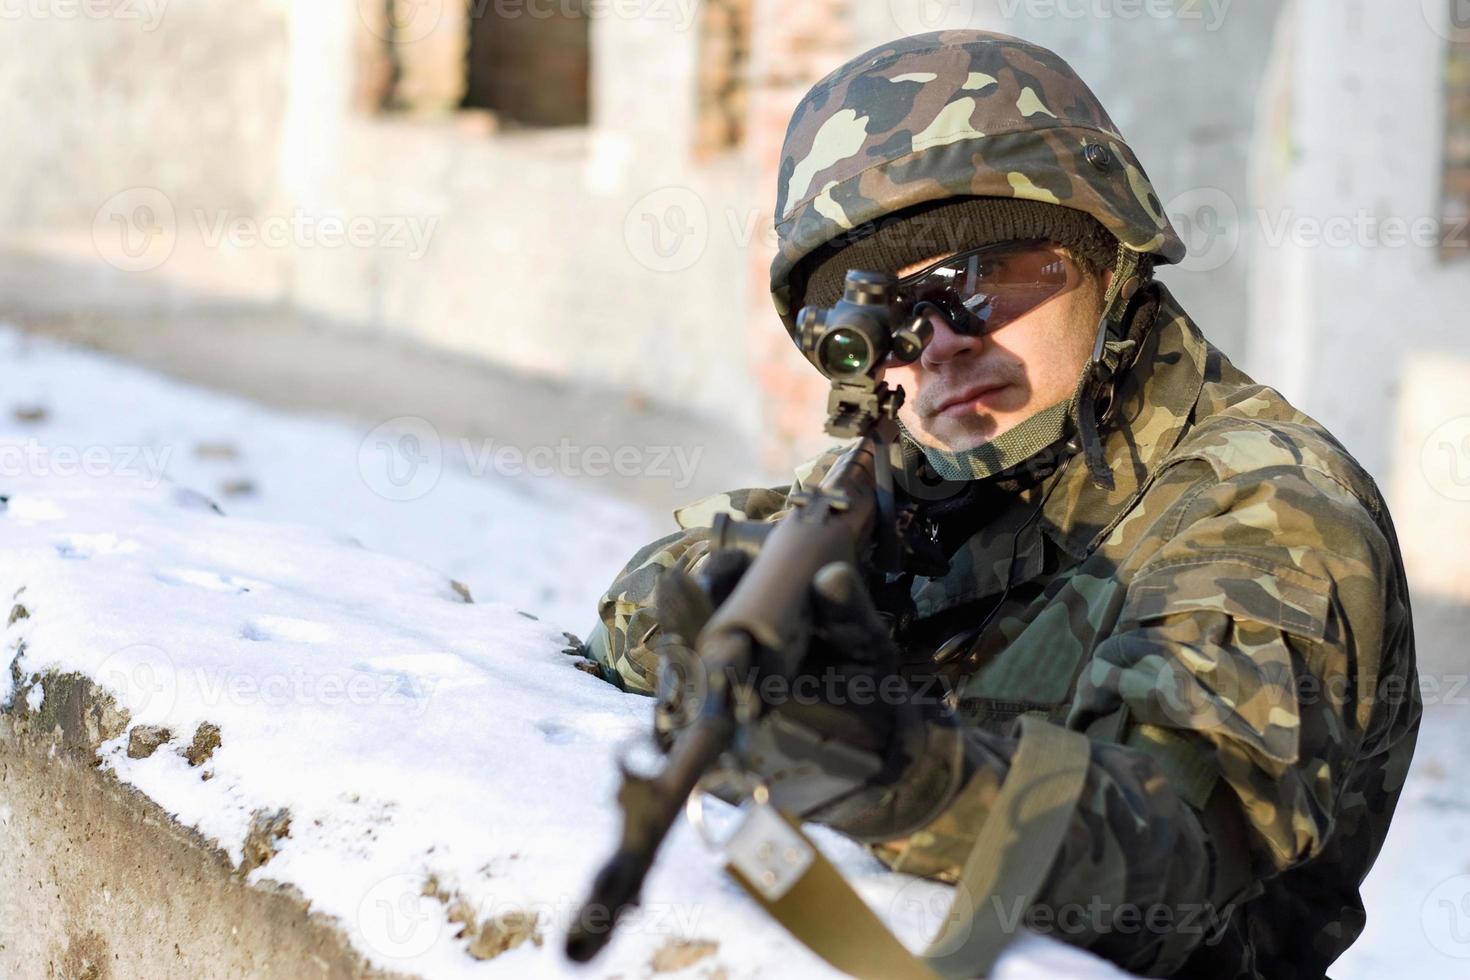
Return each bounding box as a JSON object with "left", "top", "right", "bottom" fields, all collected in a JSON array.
[{"left": 819, "top": 329, "right": 871, "bottom": 375}]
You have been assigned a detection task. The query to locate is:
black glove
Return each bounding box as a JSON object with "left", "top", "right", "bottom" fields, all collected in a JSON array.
[{"left": 652, "top": 550, "right": 966, "bottom": 842}]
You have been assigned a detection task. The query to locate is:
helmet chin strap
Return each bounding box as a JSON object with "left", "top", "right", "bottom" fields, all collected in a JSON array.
[{"left": 1074, "top": 244, "right": 1144, "bottom": 491}]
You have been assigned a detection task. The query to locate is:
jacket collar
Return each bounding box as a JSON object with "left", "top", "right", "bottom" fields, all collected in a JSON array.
[
  {"left": 907, "top": 281, "right": 1211, "bottom": 619},
  {"left": 1039, "top": 281, "right": 1209, "bottom": 561}
]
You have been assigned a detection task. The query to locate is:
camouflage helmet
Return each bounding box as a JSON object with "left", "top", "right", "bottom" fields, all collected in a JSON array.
[{"left": 769, "top": 30, "right": 1185, "bottom": 337}]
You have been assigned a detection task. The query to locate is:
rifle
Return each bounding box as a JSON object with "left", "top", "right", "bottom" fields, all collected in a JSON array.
[{"left": 565, "top": 270, "right": 948, "bottom": 964}]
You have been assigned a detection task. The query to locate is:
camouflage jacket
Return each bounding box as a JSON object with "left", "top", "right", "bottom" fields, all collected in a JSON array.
[{"left": 586, "top": 282, "right": 1420, "bottom": 979}]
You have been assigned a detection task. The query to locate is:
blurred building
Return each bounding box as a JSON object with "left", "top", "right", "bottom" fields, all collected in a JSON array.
[{"left": 0, "top": 0, "right": 1466, "bottom": 657}]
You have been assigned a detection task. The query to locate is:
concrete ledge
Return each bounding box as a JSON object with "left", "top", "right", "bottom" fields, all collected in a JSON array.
[{"left": 0, "top": 707, "right": 406, "bottom": 980}]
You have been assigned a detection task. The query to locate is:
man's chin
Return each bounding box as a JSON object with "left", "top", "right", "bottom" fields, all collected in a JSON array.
[{"left": 910, "top": 417, "right": 1004, "bottom": 454}]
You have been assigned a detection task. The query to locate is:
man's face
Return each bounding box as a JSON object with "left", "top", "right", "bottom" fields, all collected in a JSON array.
[{"left": 883, "top": 243, "right": 1108, "bottom": 454}]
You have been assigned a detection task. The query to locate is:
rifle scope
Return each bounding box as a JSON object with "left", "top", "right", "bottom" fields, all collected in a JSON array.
[{"left": 795, "top": 271, "right": 932, "bottom": 380}]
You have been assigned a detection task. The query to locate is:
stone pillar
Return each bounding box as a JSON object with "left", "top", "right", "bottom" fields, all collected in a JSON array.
[
  {"left": 743, "top": 0, "right": 857, "bottom": 471},
  {"left": 1440, "top": 17, "right": 1470, "bottom": 257},
  {"left": 694, "top": 0, "right": 754, "bottom": 160},
  {"left": 390, "top": 0, "right": 471, "bottom": 114}
]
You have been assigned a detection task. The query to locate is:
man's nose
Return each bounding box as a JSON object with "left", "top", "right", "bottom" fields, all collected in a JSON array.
[{"left": 918, "top": 310, "right": 981, "bottom": 367}]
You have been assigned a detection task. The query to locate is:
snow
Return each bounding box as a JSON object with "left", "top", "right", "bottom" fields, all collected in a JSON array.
[
  {"left": 1332, "top": 705, "right": 1470, "bottom": 978},
  {"left": 0, "top": 326, "right": 1134, "bottom": 978},
  {"left": 0, "top": 327, "right": 655, "bottom": 635}
]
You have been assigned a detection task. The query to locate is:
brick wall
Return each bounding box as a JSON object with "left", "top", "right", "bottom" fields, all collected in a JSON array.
[
  {"left": 1442, "top": 28, "right": 1470, "bottom": 258},
  {"left": 694, "top": 0, "right": 753, "bottom": 160},
  {"left": 743, "top": 0, "right": 857, "bottom": 471}
]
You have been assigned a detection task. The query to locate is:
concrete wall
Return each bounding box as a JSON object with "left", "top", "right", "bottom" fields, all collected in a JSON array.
[
  {"left": 1244, "top": 0, "right": 1470, "bottom": 667},
  {"left": 0, "top": 0, "right": 286, "bottom": 231},
  {"left": 854, "top": 0, "right": 1286, "bottom": 363},
  {"left": 0, "top": 0, "right": 290, "bottom": 305},
  {"left": 0, "top": 0, "right": 768, "bottom": 441},
  {"left": 278, "top": 2, "right": 762, "bottom": 434},
  {"left": 0, "top": 675, "right": 404, "bottom": 980}
]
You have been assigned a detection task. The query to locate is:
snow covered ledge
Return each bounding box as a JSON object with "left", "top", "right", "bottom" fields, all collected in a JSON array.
[
  {"left": 1, "top": 702, "right": 406, "bottom": 979},
  {"left": 0, "top": 470, "right": 1133, "bottom": 979}
]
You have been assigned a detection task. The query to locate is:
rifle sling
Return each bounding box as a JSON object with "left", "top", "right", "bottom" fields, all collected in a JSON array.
[{"left": 723, "top": 715, "right": 1091, "bottom": 979}]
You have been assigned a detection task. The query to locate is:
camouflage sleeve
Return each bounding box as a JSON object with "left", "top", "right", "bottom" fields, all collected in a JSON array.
[
  {"left": 590, "top": 446, "right": 850, "bottom": 694},
  {"left": 864, "top": 461, "right": 1420, "bottom": 975}
]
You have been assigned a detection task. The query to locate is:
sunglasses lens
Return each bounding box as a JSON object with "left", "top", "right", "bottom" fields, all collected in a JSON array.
[{"left": 903, "top": 242, "right": 1071, "bottom": 336}]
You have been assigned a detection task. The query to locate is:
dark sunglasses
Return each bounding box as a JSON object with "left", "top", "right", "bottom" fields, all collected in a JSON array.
[{"left": 894, "top": 239, "right": 1076, "bottom": 337}]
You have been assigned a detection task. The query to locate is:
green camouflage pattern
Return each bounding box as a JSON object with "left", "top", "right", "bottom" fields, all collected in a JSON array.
[
  {"left": 769, "top": 30, "right": 1186, "bottom": 336},
  {"left": 588, "top": 281, "right": 1419, "bottom": 979}
]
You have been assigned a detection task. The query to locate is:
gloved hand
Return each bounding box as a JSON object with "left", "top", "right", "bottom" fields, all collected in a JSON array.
[{"left": 651, "top": 549, "right": 966, "bottom": 842}]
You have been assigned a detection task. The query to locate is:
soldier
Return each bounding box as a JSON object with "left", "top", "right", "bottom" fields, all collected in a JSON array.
[{"left": 582, "top": 30, "right": 1419, "bottom": 979}]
